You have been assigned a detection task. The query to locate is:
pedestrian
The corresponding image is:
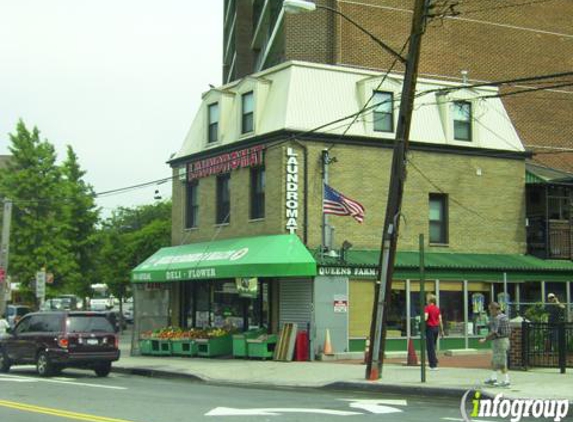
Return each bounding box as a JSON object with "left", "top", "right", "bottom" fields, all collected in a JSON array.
[
  {"left": 546, "top": 293, "right": 565, "bottom": 352},
  {"left": 424, "top": 293, "right": 444, "bottom": 371},
  {"left": 0, "top": 315, "right": 9, "bottom": 339},
  {"left": 480, "top": 302, "right": 511, "bottom": 387}
]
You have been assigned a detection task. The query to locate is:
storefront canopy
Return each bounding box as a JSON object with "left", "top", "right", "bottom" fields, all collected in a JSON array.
[
  {"left": 316, "top": 250, "right": 573, "bottom": 282},
  {"left": 132, "top": 234, "right": 316, "bottom": 283}
]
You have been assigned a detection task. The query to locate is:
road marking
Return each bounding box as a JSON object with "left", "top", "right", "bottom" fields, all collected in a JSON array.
[
  {"left": 342, "top": 399, "right": 406, "bottom": 414},
  {"left": 0, "top": 374, "right": 126, "bottom": 390},
  {"left": 443, "top": 417, "right": 498, "bottom": 422},
  {"left": 205, "top": 407, "right": 362, "bottom": 416},
  {"left": 0, "top": 400, "right": 137, "bottom": 422}
]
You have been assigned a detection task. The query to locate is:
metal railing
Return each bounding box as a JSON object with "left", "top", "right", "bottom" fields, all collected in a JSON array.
[{"left": 522, "top": 322, "right": 573, "bottom": 373}]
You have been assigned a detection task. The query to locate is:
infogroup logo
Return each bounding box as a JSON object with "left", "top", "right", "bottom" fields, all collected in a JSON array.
[{"left": 461, "top": 390, "right": 569, "bottom": 422}]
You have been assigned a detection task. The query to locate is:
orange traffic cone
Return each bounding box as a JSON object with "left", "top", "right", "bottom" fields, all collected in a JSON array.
[
  {"left": 323, "top": 329, "right": 334, "bottom": 355},
  {"left": 407, "top": 338, "right": 418, "bottom": 366}
]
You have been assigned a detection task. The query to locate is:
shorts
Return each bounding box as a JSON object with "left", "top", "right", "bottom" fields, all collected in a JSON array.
[{"left": 492, "top": 337, "right": 510, "bottom": 370}]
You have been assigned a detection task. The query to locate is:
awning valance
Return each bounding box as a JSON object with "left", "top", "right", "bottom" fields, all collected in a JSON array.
[{"left": 132, "top": 234, "right": 316, "bottom": 283}]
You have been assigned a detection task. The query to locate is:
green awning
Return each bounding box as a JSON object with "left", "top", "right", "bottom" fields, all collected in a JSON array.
[
  {"left": 315, "top": 250, "right": 573, "bottom": 282},
  {"left": 132, "top": 234, "right": 316, "bottom": 283}
]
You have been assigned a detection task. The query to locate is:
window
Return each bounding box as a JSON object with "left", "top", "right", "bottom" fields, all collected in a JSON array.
[
  {"left": 216, "top": 173, "right": 231, "bottom": 224},
  {"left": 373, "top": 91, "right": 394, "bottom": 132},
  {"left": 241, "top": 91, "right": 254, "bottom": 134},
  {"left": 207, "top": 103, "right": 219, "bottom": 143},
  {"left": 250, "top": 166, "right": 265, "bottom": 219},
  {"left": 453, "top": 101, "right": 472, "bottom": 141},
  {"left": 185, "top": 181, "right": 199, "bottom": 228},
  {"left": 429, "top": 193, "right": 448, "bottom": 244}
]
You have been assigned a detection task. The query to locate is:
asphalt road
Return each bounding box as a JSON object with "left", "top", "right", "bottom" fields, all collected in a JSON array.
[{"left": 0, "top": 367, "right": 532, "bottom": 422}]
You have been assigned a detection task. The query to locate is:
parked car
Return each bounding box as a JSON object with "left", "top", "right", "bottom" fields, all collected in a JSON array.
[
  {"left": 0, "top": 311, "right": 120, "bottom": 377},
  {"left": 5, "top": 305, "right": 32, "bottom": 328},
  {"left": 40, "top": 295, "right": 83, "bottom": 311}
]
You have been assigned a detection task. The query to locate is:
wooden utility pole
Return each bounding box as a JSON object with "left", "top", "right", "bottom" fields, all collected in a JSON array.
[{"left": 366, "top": 0, "right": 433, "bottom": 380}]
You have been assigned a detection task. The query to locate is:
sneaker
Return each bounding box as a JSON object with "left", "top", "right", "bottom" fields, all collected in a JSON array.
[
  {"left": 484, "top": 378, "right": 497, "bottom": 385},
  {"left": 429, "top": 367, "right": 439, "bottom": 371},
  {"left": 495, "top": 381, "right": 511, "bottom": 388}
]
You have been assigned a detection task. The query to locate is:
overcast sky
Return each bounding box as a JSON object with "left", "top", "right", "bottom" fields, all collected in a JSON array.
[{"left": 0, "top": 1, "right": 223, "bottom": 215}]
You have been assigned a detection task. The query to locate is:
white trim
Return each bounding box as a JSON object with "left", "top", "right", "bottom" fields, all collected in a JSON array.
[
  {"left": 463, "top": 280, "right": 469, "bottom": 349},
  {"left": 406, "top": 279, "right": 411, "bottom": 339},
  {"left": 251, "top": 0, "right": 270, "bottom": 50},
  {"left": 258, "top": 8, "right": 285, "bottom": 72},
  {"left": 223, "top": 11, "right": 237, "bottom": 65}
]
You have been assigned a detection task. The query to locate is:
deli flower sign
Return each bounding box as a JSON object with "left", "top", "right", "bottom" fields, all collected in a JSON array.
[{"left": 131, "top": 234, "right": 317, "bottom": 283}]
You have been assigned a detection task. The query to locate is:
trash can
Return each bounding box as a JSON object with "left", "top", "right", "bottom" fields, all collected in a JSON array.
[{"left": 294, "top": 331, "right": 309, "bottom": 361}]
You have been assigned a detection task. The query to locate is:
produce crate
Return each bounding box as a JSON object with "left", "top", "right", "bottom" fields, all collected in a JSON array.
[
  {"left": 233, "top": 328, "right": 267, "bottom": 358},
  {"left": 170, "top": 339, "right": 198, "bottom": 357},
  {"left": 247, "top": 334, "right": 278, "bottom": 360},
  {"left": 197, "top": 335, "right": 233, "bottom": 357},
  {"left": 149, "top": 339, "right": 172, "bottom": 356},
  {"left": 139, "top": 339, "right": 153, "bottom": 356}
]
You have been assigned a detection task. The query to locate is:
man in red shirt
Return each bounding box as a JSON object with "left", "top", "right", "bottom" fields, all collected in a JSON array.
[{"left": 424, "top": 294, "right": 444, "bottom": 370}]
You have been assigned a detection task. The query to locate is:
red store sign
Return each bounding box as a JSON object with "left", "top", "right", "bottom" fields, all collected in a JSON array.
[{"left": 187, "top": 145, "right": 265, "bottom": 181}]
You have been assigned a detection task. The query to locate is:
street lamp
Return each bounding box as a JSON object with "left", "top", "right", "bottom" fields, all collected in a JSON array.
[{"left": 283, "top": 0, "right": 432, "bottom": 380}]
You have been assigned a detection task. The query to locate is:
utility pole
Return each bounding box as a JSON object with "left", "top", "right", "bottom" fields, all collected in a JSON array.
[
  {"left": 0, "top": 198, "right": 13, "bottom": 317},
  {"left": 366, "top": 0, "right": 433, "bottom": 380}
]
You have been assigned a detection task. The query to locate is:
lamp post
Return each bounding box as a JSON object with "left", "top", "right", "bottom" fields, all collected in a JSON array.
[{"left": 283, "top": 0, "right": 432, "bottom": 380}]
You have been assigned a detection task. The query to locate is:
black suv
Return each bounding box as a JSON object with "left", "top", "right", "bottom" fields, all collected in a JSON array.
[{"left": 0, "top": 311, "right": 120, "bottom": 377}]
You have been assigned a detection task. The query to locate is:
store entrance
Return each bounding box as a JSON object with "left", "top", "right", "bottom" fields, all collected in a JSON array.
[{"left": 180, "top": 279, "right": 271, "bottom": 332}]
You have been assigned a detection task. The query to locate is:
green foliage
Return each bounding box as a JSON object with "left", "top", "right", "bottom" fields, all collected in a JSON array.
[
  {"left": 92, "top": 201, "right": 171, "bottom": 298},
  {"left": 524, "top": 302, "right": 548, "bottom": 322},
  {"left": 0, "top": 120, "right": 99, "bottom": 302}
]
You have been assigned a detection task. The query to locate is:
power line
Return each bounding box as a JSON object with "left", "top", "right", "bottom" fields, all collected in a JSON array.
[{"left": 459, "top": 0, "right": 560, "bottom": 15}]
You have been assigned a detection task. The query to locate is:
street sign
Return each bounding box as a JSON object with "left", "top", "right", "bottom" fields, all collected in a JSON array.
[{"left": 36, "top": 271, "right": 46, "bottom": 299}]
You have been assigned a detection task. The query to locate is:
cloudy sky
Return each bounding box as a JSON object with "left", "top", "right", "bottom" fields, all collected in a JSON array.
[{"left": 0, "top": 1, "right": 223, "bottom": 214}]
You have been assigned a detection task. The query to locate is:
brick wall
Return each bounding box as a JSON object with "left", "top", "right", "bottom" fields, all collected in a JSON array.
[
  {"left": 509, "top": 323, "right": 524, "bottom": 369},
  {"left": 172, "top": 138, "right": 527, "bottom": 254}
]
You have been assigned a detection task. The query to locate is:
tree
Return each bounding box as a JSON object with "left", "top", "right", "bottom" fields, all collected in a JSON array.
[
  {"left": 60, "top": 146, "right": 100, "bottom": 297},
  {"left": 0, "top": 120, "right": 73, "bottom": 301}
]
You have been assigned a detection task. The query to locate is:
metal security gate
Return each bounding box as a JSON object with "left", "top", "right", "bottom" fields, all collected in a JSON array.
[
  {"left": 522, "top": 322, "right": 573, "bottom": 373},
  {"left": 279, "top": 279, "right": 313, "bottom": 331}
]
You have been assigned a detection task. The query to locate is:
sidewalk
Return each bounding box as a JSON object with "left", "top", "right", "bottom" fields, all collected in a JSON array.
[{"left": 114, "top": 336, "right": 572, "bottom": 402}]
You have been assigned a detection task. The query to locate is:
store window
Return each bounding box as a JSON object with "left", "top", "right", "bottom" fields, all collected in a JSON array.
[
  {"left": 409, "top": 281, "right": 436, "bottom": 337},
  {"left": 207, "top": 103, "right": 219, "bottom": 143},
  {"left": 250, "top": 166, "right": 265, "bottom": 219},
  {"left": 468, "top": 282, "right": 491, "bottom": 336},
  {"left": 439, "top": 282, "right": 464, "bottom": 336},
  {"left": 185, "top": 181, "right": 199, "bottom": 229},
  {"left": 216, "top": 173, "right": 231, "bottom": 224},
  {"left": 386, "top": 288, "right": 406, "bottom": 337},
  {"left": 429, "top": 193, "right": 448, "bottom": 244},
  {"left": 453, "top": 101, "right": 472, "bottom": 141},
  {"left": 373, "top": 91, "right": 393, "bottom": 132},
  {"left": 241, "top": 91, "right": 254, "bottom": 134}
]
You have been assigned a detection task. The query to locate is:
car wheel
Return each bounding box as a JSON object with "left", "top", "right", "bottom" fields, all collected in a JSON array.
[
  {"left": 36, "top": 352, "right": 54, "bottom": 377},
  {"left": 0, "top": 349, "right": 11, "bottom": 373},
  {"left": 94, "top": 362, "right": 112, "bottom": 377}
]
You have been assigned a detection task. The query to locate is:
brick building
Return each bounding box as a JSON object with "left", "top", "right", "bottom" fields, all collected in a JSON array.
[
  {"left": 223, "top": 0, "right": 573, "bottom": 173},
  {"left": 131, "top": 61, "right": 573, "bottom": 355}
]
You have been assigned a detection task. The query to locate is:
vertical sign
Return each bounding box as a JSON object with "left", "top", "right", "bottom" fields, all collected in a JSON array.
[
  {"left": 285, "top": 147, "right": 299, "bottom": 234},
  {"left": 36, "top": 270, "right": 46, "bottom": 301}
]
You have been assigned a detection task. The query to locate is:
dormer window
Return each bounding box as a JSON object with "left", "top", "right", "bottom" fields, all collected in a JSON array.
[
  {"left": 373, "top": 91, "right": 394, "bottom": 132},
  {"left": 208, "top": 103, "right": 219, "bottom": 143},
  {"left": 241, "top": 91, "right": 254, "bottom": 134},
  {"left": 453, "top": 101, "right": 472, "bottom": 141}
]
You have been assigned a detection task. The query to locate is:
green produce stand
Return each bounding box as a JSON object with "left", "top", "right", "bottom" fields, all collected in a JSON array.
[
  {"left": 150, "top": 339, "right": 172, "bottom": 356},
  {"left": 233, "top": 328, "right": 267, "bottom": 358},
  {"left": 139, "top": 339, "right": 153, "bottom": 355},
  {"left": 197, "top": 335, "right": 233, "bottom": 357},
  {"left": 246, "top": 334, "right": 278, "bottom": 360},
  {"left": 171, "top": 339, "right": 198, "bottom": 357}
]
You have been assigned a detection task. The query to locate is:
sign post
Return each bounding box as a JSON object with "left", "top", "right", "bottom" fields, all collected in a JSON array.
[{"left": 36, "top": 269, "right": 46, "bottom": 304}]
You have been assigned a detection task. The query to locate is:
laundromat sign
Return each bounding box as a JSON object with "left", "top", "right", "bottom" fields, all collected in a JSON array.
[
  {"left": 187, "top": 145, "right": 265, "bottom": 181},
  {"left": 318, "top": 266, "right": 377, "bottom": 279}
]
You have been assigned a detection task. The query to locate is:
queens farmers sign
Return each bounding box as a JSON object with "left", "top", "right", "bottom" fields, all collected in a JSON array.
[
  {"left": 286, "top": 147, "right": 299, "bottom": 234},
  {"left": 187, "top": 145, "right": 265, "bottom": 181}
]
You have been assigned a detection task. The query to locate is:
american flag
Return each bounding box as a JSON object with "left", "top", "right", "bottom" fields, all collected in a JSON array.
[{"left": 323, "top": 183, "right": 365, "bottom": 223}]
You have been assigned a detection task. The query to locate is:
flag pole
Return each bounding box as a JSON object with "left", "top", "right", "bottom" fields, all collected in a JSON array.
[{"left": 321, "top": 149, "right": 329, "bottom": 256}]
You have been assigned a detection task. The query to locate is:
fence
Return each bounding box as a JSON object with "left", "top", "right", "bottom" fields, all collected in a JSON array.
[{"left": 522, "top": 322, "right": 573, "bottom": 373}]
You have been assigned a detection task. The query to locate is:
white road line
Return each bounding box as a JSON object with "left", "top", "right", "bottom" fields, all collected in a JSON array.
[
  {"left": 443, "top": 417, "right": 498, "bottom": 422},
  {"left": 0, "top": 374, "right": 126, "bottom": 390},
  {"left": 206, "top": 407, "right": 362, "bottom": 416}
]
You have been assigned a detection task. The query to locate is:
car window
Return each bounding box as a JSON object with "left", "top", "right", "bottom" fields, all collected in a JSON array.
[
  {"left": 28, "top": 315, "right": 47, "bottom": 332},
  {"left": 16, "top": 307, "right": 31, "bottom": 317},
  {"left": 67, "top": 315, "right": 114, "bottom": 333},
  {"left": 7, "top": 307, "right": 14, "bottom": 317},
  {"left": 14, "top": 316, "right": 31, "bottom": 334}
]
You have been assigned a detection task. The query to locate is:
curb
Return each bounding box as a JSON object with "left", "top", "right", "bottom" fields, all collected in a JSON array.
[
  {"left": 324, "top": 381, "right": 469, "bottom": 399},
  {"left": 112, "top": 366, "right": 204, "bottom": 382}
]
